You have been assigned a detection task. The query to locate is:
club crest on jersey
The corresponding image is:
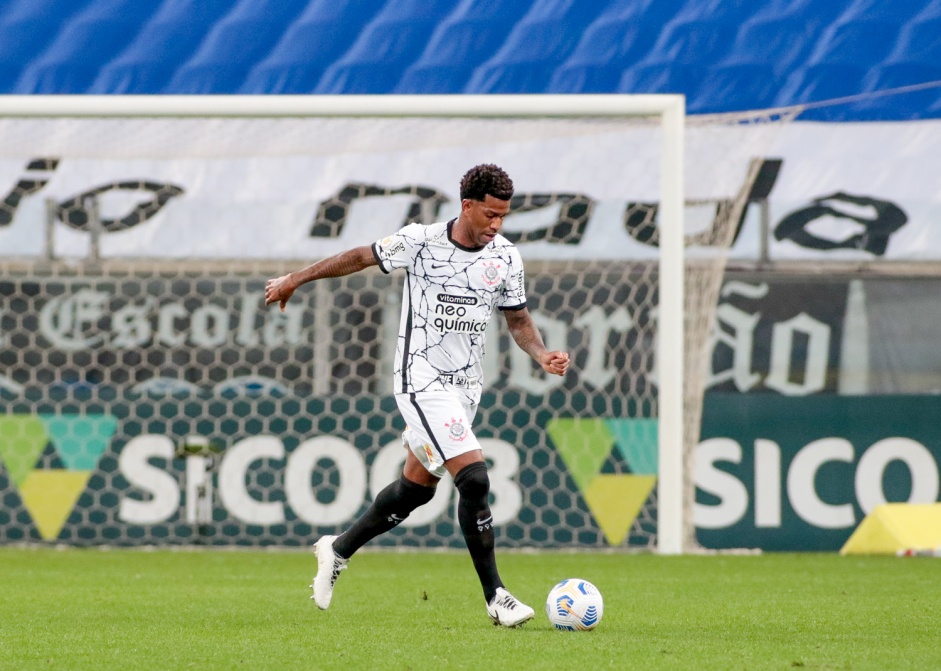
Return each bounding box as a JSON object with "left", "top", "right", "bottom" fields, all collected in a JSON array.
[
  {"left": 445, "top": 417, "right": 467, "bottom": 441},
  {"left": 480, "top": 261, "right": 502, "bottom": 286}
]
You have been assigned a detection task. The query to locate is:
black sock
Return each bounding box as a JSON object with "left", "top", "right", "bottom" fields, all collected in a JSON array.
[
  {"left": 454, "top": 462, "right": 503, "bottom": 604},
  {"left": 333, "top": 475, "right": 435, "bottom": 559}
]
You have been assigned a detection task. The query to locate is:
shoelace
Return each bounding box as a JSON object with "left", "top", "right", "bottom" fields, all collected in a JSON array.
[
  {"left": 495, "top": 594, "right": 520, "bottom": 610},
  {"left": 329, "top": 559, "right": 347, "bottom": 585}
]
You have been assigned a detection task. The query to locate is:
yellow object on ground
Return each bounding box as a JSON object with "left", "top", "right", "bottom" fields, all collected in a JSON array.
[{"left": 840, "top": 503, "right": 941, "bottom": 555}]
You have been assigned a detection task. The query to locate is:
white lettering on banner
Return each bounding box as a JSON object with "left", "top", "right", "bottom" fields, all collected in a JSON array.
[
  {"left": 754, "top": 439, "right": 781, "bottom": 528},
  {"left": 218, "top": 436, "right": 285, "bottom": 525},
  {"left": 707, "top": 282, "right": 832, "bottom": 396},
  {"left": 694, "top": 438, "right": 749, "bottom": 529},
  {"left": 508, "top": 313, "right": 566, "bottom": 394},
  {"left": 286, "top": 437, "right": 366, "bottom": 525},
  {"left": 766, "top": 313, "right": 831, "bottom": 395},
  {"left": 787, "top": 438, "right": 855, "bottom": 528},
  {"left": 709, "top": 283, "right": 766, "bottom": 391},
  {"left": 573, "top": 306, "right": 633, "bottom": 388},
  {"left": 111, "top": 431, "right": 941, "bottom": 533},
  {"left": 35, "top": 290, "right": 306, "bottom": 351},
  {"left": 236, "top": 292, "right": 259, "bottom": 346},
  {"left": 116, "top": 434, "right": 523, "bottom": 528},
  {"left": 112, "top": 298, "right": 154, "bottom": 348},
  {"left": 157, "top": 302, "right": 188, "bottom": 346},
  {"left": 7, "top": 122, "right": 941, "bottom": 260},
  {"left": 38, "top": 289, "right": 109, "bottom": 351},
  {"left": 190, "top": 304, "right": 228, "bottom": 348},
  {"left": 118, "top": 435, "right": 180, "bottom": 524},
  {"left": 695, "top": 436, "right": 941, "bottom": 531},
  {"left": 855, "top": 438, "right": 939, "bottom": 513},
  {"left": 263, "top": 306, "right": 305, "bottom": 346}
]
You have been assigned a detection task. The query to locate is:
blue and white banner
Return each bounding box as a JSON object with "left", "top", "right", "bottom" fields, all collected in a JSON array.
[{"left": 1, "top": 117, "right": 938, "bottom": 261}]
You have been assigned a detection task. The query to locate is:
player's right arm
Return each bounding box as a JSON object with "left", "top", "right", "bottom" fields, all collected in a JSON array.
[{"left": 265, "top": 245, "right": 377, "bottom": 311}]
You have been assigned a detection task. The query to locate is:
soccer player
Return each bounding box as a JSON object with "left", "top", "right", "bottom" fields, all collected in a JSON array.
[{"left": 264, "top": 164, "right": 570, "bottom": 627}]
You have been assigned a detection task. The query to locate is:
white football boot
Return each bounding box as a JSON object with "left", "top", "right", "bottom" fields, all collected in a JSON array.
[
  {"left": 310, "top": 535, "right": 348, "bottom": 610},
  {"left": 486, "top": 587, "right": 535, "bottom": 627}
]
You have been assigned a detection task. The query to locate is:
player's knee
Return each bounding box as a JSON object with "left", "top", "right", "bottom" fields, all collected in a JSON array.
[
  {"left": 395, "top": 475, "right": 436, "bottom": 512},
  {"left": 454, "top": 462, "right": 490, "bottom": 503}
]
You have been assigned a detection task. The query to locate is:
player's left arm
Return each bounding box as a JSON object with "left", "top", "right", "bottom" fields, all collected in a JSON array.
[{"left": 502, "top": 307, "right": 570, "bottom": 376}]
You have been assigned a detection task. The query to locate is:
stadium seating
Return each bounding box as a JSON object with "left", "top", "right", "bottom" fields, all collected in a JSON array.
[
  {"left": 617, "top": 62, "right": 707, "bottom": 102},
  {"left": 313, "top": 0, "right": 455, "bottom": 94},
  {"left": 394, "top": 0, "right": 529, "bottom": 94},
  {"left": 464, "top": 0, "right": 607, "bottom": 94},
  {"left": 2, "top": 0, "right": 940, "bottom": 119},
  {"left": 549, "top": 2, "right": 676, "bottom": 93},
  {"left": 0, "top": 0, "right": 93, "bottom": 90},
  {"left": 90, "top": 0, "right": 238, "bottom": 93},
  {"left": 164, "top": 0, "right": 308, "bottom": 94},
  {"left": 14, "top": 0, "right": 158, "bottom": 93},
  {"left": 692, "top": 63, "right": 783, "bottom": 113},
  {"left": 854, "top": 62, "right": 941, "bottom": 119},
  {"left": 240, "top": 0, "right": 384, "bottom": 94}
]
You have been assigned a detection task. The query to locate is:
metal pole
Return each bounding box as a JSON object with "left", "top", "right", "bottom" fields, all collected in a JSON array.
[
  {"left": 43, "top": 197, "right": 57, "bottom": 261},
  {"left": 85, "top": 195, "right": 102, "bottom": 262},
  {"left": 759, "top": 199, "right": 771, "bottom": 265}
]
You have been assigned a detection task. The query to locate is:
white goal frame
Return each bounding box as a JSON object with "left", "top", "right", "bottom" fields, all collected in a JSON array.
[{"left": 0, "top": 94, "right": 687, "bottom": 554}]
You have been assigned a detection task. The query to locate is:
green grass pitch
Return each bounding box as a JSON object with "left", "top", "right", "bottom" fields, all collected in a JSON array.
[{"left": 1, "top": 547, "right": 938, "bottom": 670}]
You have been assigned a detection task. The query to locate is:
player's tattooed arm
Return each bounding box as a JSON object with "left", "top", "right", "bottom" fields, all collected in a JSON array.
[
  {"left": 265, "top": 245, "right": 378, "bottom": 311},
  {"left": 503, "top": 307, "right": 570, "bottom": 377}
]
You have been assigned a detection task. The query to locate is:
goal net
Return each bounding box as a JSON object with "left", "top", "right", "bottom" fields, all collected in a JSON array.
[{"left": 0, "top": 96, "right": 788, "bottom": 552}]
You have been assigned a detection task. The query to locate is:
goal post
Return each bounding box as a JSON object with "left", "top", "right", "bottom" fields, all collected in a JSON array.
[
  {"left": 657, "top": 97, "right": 686, "bottom": 555},
  {"left": 0, "top": 94, "right": 768, "bottom": 554}
]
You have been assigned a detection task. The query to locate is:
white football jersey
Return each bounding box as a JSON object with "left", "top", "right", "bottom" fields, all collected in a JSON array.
[{"left": 372, "top": 220, "right": 527, "bottom": 403}]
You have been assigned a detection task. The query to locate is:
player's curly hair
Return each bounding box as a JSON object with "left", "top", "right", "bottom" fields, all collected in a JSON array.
[{"left": 459, "top": 164, "right": 514, "bottom": 202}]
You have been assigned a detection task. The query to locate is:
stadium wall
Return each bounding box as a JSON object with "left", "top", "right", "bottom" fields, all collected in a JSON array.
[{"left": 2, "top": 114, "right": 941, "bottom": 551}]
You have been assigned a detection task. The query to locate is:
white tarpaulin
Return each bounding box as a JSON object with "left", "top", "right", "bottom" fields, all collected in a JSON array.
[{"left": 0, "top": 116, "right": 938, "bottom": 261}]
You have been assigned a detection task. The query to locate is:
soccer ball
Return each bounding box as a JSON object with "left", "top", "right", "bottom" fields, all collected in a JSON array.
[{"left": 545, "top": 579, "right": 604, "bottom": 631}]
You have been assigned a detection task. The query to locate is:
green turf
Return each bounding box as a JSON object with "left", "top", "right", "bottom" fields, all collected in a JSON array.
[{"left": 0, "top": 547, "right": 937, "bottom": 671}]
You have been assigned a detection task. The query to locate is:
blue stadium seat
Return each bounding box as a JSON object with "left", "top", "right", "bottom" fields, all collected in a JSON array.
[
  {"left": 913, "top": 0, "right": 941, "bottom": 19},
  {"left": 549, "top": 1, "right": 682, "bottom": 93},
  {"left": 394, "top": 0, "right": 530, "bottom": 94},
  {"left": 89, "top": 0, "right": 237, "bottom": 94},
  {"left": 745, "top": 0, "right": 843, "bottom": 23},
  {"left": 0, "top": 0, "right": 938, "bottom": 119},
  {"left": 668, "top": 0, "right": 754, "bottom": 22},
  {"left": 719, "top": 18, "right": 822, "bottom": 76},
  {"left": 240, "top": 0, "right": 384, "bottom": 94},
  {"left": 773, "top": 63, "right": 868, "bottom": 119},
  {"left": 617, "top": 62, "right": 707, "bottom": 108},
  {"left": 835, "top": 0, "right": 925, "bottom": 23},
  {"left": 806, "top": 20, "right": 902, "bottom": 67},
  {"left": 0, "top": 0, "right": 92, "bottom": 91},
  {"left": 165, "top": 0, "right": 307, "bottom": 94},
  {"left": 888, "top": 17, "right": 941, "bottom": 64},
  {"left": 13, "top": 0, "right": 157, "bottom": 93},
  {"left": 314, "top": 0, "right": 455, "bottom": 94},
  {"left": 641, "top": 18, "right": 739, "bottom": 66},
  {"left": 465, "top": 0, "right": 608, "bottom": 93},
  {"left": 852, "top": 62, "right": 941, "bottom": 120},
  {"left": 693, "top": 63, "right": 784, "bottom": 113}
]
